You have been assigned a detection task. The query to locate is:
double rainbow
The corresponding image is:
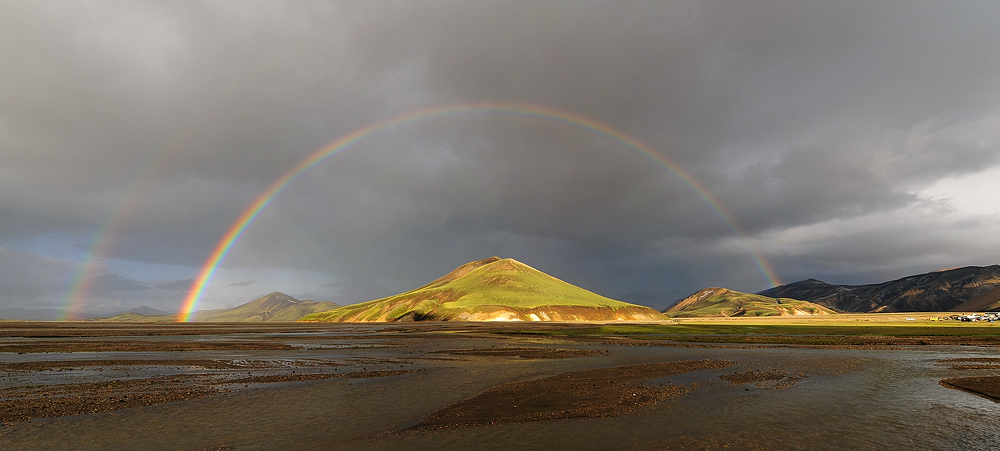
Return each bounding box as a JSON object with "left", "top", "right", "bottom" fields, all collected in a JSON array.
[{"left": 177, "top": 102, "right": 780, "bottom": 321}]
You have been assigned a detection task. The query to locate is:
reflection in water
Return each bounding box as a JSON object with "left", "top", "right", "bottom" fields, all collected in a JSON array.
[{"left": 1, "top": 326, "right": 1000, "bottom": 450}]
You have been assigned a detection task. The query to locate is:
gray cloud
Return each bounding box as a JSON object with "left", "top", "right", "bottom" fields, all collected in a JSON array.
[
  {"left": 1, "top": 1, "right": 999, "bottom": 311},
  {"left": 153, "top": 279, "right": 195, "bottom": 291},
  {"left": 0, "top": 248, "right": 73, "bottom": 305},
  {"left": 89, "top": 273, "right": 152, "bottom": 294}
]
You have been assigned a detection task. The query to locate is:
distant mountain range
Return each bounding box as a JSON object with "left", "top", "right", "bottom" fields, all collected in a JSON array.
[
  {"left": 758, "top": 265, "right": 1000, "bottom": 313},
  {"left": 300, "top": 257, "right": 667, "bottom": 322},
  {"left": 0, "top": 306, "right": 170, "bottom": 321},
  {"left": 126, "top": 306, "right": 171, "bottom": 316},
  {"left": 95, "top": 293, "right": 340, "bottom": 322},
  {"left": 192, "top": 292, "right": 339, "bottom": 321},
  {"left": 664, "top": 288, "right": 834, "bottom": 317},
  {"left": 7, "top": 263, "right": 999, "bottom": 322}
]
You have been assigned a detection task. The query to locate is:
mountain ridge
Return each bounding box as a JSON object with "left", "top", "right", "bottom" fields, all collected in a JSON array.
[
  {"left": 91, "top": 292, "right": 340, "bottom": 322},
  {"left": 192, "top": 292, "right": 340, "bottom": 321},
  {"left": 758, "top": 265, "right": 1000, "bottom": 312}
]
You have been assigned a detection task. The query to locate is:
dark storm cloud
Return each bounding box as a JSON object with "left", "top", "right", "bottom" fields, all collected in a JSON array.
[
  {"left": 363, "top": 1, "right": 1000, "bottom": 232},
  {"left": 1, "top": 1, "right": 999, "bottom": 310}
]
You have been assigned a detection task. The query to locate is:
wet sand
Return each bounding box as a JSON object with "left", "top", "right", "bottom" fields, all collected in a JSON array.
[
  {"left": 940, "top": 376, "right": 1000, "bottom": 401},
  {"left": 938, "top": 357, "right": 1000, "bottom": 401},
  {"left": 0, "top": 369, "right": 420, "bottom": 424},
  {"left": 571, "top": 334, "right": 1000, "bottom": 349},
  {"left": 0, "top": 375, "right": 215, "bottom": 423},
  {"left": 0, "top": 340, "right": 298, "bottom": 353},
  {"left": 1, "top": 321, "right": 999, "bottom": 450},
  {"left": 938, "top": 357, "right": 1000, "bottom": 371},
  {"left": 0, "top": 322, "right": 331, "bottom": 337},
  {"left": 431, "top": 347, "right": 609, "bottom": 359},
  {"left": 718, "top": 368, "right": 806, "bottom": 389},
  {"left": 411, "top": 359, "right": 732, "bottom": 430}
]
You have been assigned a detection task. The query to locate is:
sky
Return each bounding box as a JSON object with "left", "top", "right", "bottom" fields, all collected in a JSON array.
[{"left": 2, "top": 1, "right": 1000, "bottom": 315}]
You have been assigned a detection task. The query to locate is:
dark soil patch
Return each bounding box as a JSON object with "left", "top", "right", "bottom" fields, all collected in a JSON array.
[
  {"left": 0, "top": 375, "right": 215, "bottom": 423},
  {"left": 0, "top": 322, "right": 331, "bottom": 338},
  {"left": 940, "top": 376, "right": 1000, "bottom": 401},
  {"left": 409, "top": 359, "right": 732, "bottom": 430},
  {"left": 936, "top": 357, "right": 1000, "bottom": 371},
  {"left": 0, "top": 359, "right": 243, "bottom": 371},
  {"left": 719, "top": 369, "right": 805, "bottom": 390},
  {"left": 223, "top": 369, "right": 419, "bottom": 384},
  {"left": 0, "top": 368, "right": 419, "bottom": 423},
  {"left": 939, "top": 357, "right": 1000, "bottom": 363},
  {"left": 566, "top": 335, "right": 934, "bottom": 351},
  {"left": 0, "top": 358, "right": 349, "bottom": 372},
  {"left": 0, "top": 340, "right": 296, "bottom": 353},
  {"left": 948, "top": 364, "right": 1000, "bottom": 370},
  {"left": 431, "top": 347, "right": 609, "bottom": 359}
]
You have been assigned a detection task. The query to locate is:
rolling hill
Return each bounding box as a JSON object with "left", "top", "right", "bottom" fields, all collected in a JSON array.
[
  {"left": 97, "top": 311, "right": 176, "bottom": 322},
  {"left": 758, "top": 265, "right": 1000, "bottom": 312},
  {"left": 192, "top": 292, "right": 340, "bottom": 321},
  {"left": 300, "top": 257, "right": 667, "bottom": 322},
  {"left": 94, "top": 292, "right": 340, "bottom": 322},
  {"left": 664, "top": 287, "right": 835, "bottom": 317},
  {"left": 89, "top": 306, "right": 173, "bottom": 322}
]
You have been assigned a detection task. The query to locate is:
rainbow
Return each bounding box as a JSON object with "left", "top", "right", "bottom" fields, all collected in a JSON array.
[
  {"left": 60, "top": 149, "right": 174, "bottom": 320},
  {"left": 61, "top": 241, "right": 107, "bottom": 321},
  {"left": 178, "top": 102, "right": 781, "bottom": 321},
  {"left": 62, "top": 75, "right": 256, "bottom": 319}
]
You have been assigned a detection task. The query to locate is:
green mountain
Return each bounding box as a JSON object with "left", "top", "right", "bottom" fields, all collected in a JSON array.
[
  {"left": 300, "top": 257, "right": 667, "bottom": 322},
  {"left": 759, "top": 265, "right": 1000, "bottom": 312},
  {"left": 665, "top": 287, "right": 835, "bottom": 317},
  {"left": 192, "top": 292, "right": 340, "bottom": 321}
]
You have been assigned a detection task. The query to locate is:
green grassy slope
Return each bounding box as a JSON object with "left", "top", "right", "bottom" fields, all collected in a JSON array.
[
  {"left": 665, "top": 288, "right": 836, "bottom": 317},
  {"left": 95, "top": 312, "right": 175, "bottom": 322},
  {"left": 300, "top": 257, "right": 667, "bottom": 322},
  {"left": 192, "top": 292, "right": 340, "bottom": 322}
]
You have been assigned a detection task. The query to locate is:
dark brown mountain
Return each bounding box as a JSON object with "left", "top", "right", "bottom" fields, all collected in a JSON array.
[
  {"left": 950, "top": 286, "right": 1000, "bottom": 312},
  {"left": 758, "top": 265, "right": 1000, "bottom": 312}
]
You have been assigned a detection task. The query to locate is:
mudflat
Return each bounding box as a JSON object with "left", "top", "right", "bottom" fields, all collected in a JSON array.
[
  {"left": 411, "top": 359, "right": 733, "bottom": 430},
  {"left": 1, "top": 319, "right": 1000, "bottom": 450}
]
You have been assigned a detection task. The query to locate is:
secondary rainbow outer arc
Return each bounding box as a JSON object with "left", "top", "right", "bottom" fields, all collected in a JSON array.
[
  {"left": 61, "top": 242, "right": 104, "bottom": 321},
  {"left": 62, "top": 148, "right": 171, "bottom": 320},
  {"left": 61, "top": 95, "right": 231, "bottom": 320},
  {"left": 60, "top": 150, "right": 171, "bottom": 320},
  {"left": 178, "top": 103, "right": 781, "bottom": 321}
]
